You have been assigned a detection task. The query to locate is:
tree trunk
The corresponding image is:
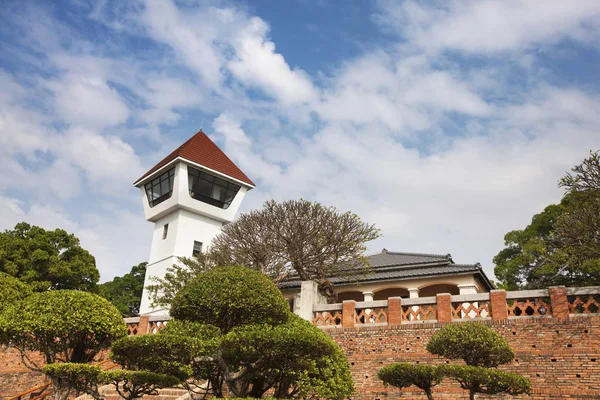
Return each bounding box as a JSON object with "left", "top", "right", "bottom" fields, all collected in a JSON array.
[
  {"left": 425, "top": 388, "right": 435, "bottom": 400},
  {"left": 470, "top": 389, "right": 476, "bottom": 400}
]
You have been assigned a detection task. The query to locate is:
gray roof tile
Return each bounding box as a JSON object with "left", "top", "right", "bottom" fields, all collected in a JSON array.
[{"left": 278, "top": 250, "right": 493, "bottom": 290}]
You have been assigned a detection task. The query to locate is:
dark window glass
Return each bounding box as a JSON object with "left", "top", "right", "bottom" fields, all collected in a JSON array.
[
  {"left": 192, "top": 241, "right": 203, "bottom": 257},
  {"left": 162, "top": 224, "right": 169, "bottom": 240},
  {"left": 187, "top": 166, "right": 241, "bottom": 209},
  {"left": 144, "top": 168, "right": 175, "bottom": 207}
]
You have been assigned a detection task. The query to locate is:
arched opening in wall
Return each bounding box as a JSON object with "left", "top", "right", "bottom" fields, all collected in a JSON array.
[
  {"left": 337, "top": 291, "right": 364, "bottom": 302},
  {"left": 373, "top": 288, "right": 409, "bottom": 300},
  {"left": 419, "top": 283, "right": 459, "bottom": 297}
]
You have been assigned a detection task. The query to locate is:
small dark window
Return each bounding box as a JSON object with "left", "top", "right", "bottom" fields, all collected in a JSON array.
[
  {"left": 162, "top": 224, "right": 169, "bottom": 240},
  {"left": 192, "top": 241, "right": 203, "bottom": 257},
  {"left": 188, "top": 166, "right": 240, "bottom": 209},
  {"left": 145, "top": 168, "right": 175, "bottom": 207}
]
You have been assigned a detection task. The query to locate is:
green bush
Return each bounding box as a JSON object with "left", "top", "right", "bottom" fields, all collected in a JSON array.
[
  {"left": 0, "top": 290, "right": 126, "bottom": 369},
  {"left": 110, "top": 334, "right": 195, "bottom": 380},
  {"left": 221, "top": 313, "right": 354, "bottom": 399},
  {"left": 378, "top": 363, "right": 443, "bottom": 400},
  {"left": 170, "top": 266, "right": 289, "bottom": 333},
  {"left": 0, "top": 272, "right": 32, "bottom": 312},
  {"left": 426, "top": 322, "right": 514, "bottom": 367},
  {"left": 102, "top": 370, "right": 180, "bottom": 400},
  {"left": 159, "top": 319, "right": 220, "bottom": 341},
  {"left": 42, "top": 363, "right": 103, "bottom": 400},
  {"left": 440, "top": 365, "right": 531, "bottom": 399}
]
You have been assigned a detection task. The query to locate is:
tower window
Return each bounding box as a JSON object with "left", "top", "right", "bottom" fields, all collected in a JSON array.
[
  {"left": 188, "top": 167, "right": 241, "bottom": 209},
  {"left": 192, "top": 241, "right": 203, "bottom": 257},
  {"left": 145, "top": 168, "right": 175, "bottom": 207},
  {"left": 162, "top": 224, "right": 169, "bottom": 240}
]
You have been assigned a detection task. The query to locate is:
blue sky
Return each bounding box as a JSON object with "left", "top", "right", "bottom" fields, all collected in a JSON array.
[{"left": 1, "top": 0, "right": 599, "bottom": 282}]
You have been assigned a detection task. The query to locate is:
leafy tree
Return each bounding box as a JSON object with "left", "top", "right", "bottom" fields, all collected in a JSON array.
[
  {"left": 107, "top": 334, "right": 195, "bottom": 400},
  {"left": 147, "top": 253, "right": 221, "bottom": 309},
  {"left": 169, "top": 266, "right": 354, "bottom": 398},
  {"left": 210, "top": 199, "right": 381, "bottom": 299},
  {"left": 170, "top": 266, "right": 290, "bottom": 333},
  {"left": 378, "top": 363, "right": 443, "bottom": 400},
  {"left": 220, "top": 314, "right": 354, "bottom": 399},
  {"left": 109, "top": 334, "right": 195, "bottom": 381},
  {"left": 426, "top": 322, "right": 514, "bottom": 368},
  {"left": 427, "top": 323, "right": 529, "bottom": 400},
  {"left": 102, "top": 370, "right": 180, "bottom": 400},
  {"left": 440, "top": 365, "right": 531, "bottom": 400},
  {"left": 99, "top": 262, "right": 147, "bottom": 316},
  {"left": 42, "top": 363, "right": 104, "bottom": 400},
  {"left": 0, "top": 290, "right": 126, "bottom": 370},
  {"left": 0, "top": 271, "right": 32, "bottom": 312},
  {"left": 495, "top": 150, "right": 600, "bottom": 289},
  {"left": 0, "top": 222, "right": 99, "bottom": 292}
]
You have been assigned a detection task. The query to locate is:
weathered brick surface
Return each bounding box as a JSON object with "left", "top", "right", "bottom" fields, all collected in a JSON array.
[
  {"left": 3, "top": 317, "right": 600, "bottom": 399},
  {"left": 0, "top": 346, "right": 47, "bottom": 399},
  {"left": 327, "top": 316, "right": 600, "bottom": 399}
]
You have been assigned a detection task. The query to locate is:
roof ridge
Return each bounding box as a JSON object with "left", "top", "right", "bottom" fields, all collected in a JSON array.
[
  {"left": 382, "top": 250, "right": 452, "bottom": 259},
  {"left": 133, "top": 130, "right": 254, "bottom": 186}
]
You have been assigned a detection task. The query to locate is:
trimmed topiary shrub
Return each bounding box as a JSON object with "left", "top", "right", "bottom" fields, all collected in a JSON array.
[
  {"left": 170, "top": 266, "right": 289, "bottom": 333},
  {"left": 102, "top": 370, "right": 180, "bottom": 400},
  {"left": 440, "top": 365, "right": 531, "bottom": 400},
  {"left": 110, "top": 334, "right": 195, "bottom": 380},
  {"left": 426, "top": 322, "right": 514, "bottom": 367},
  {"left": 42, "top": 363, "right": 103, "bottom": 400},
  {"left": 0, "top": 290, "right": 126, "bottom": 369},
  {"left": 378, "top": 363, "right": 443, "bottom": 400}
]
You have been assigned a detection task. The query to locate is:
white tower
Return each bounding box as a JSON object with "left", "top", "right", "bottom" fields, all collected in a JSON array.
[{"left": 133, "top": 130, "right": 254, "bottom": 316}]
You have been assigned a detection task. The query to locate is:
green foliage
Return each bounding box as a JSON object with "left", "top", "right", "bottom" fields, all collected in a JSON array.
[
  {"left": 495, "top": 150, "right": 600, "bottom": 289},
  {"left": 42, "top": 363, "right": 103, "bottom": 400},
  {"left": 440, "top": 365, "right": 531, "bottom": 399},
  {"left": 110, "top": 334, "right": 195, "bottom": 380},
  {"left": 426, "top": 322, "right": 514, "bottom": 368},
  {"left": 158, "top": 269, "right": 353, "bottom": 399},
  {"left": 0, "top": 222, "right": 99, "bottom": 292},
  {"left": 0, "top": 290, "right": 126, "bottom": 369},
  {"left": 102, "top": 370, "right": 180, "bottom": 400},
  {"left": 170, "top": 266, "right": 289, "bottom": 333},
  {"left": 0, "top": 271, "right": 32, "bottom": 312},
  {"left": 220, "top": 314, "right": 353, "bottom": 399},
  {"left": 378, "top": 363, "right": 442, "bottom": 400},
  {"left": 147, "top": 253, "right": 219, "bottom": 309},
  {"left": 99, "top": 262, "right": 147, "bottom": 316},
  {"left": 159, "top": 319, "right": 221, "bottom": 341}
]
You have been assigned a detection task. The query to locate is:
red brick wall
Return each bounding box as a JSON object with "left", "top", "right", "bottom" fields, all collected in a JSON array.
[
  {"left": 326, "top": 316, "right": 600, "bottom": 399},
  {"left": 0, "top": 346, "right": 47, "bottom": 399},
  {"left": 2, "top": 317, "right": 599, "bottom": 399}
]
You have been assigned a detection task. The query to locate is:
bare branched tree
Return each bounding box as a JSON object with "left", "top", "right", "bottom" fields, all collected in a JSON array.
[
  {"left": 211, "top": 199, "right": 381, "bottom": 300},
  {"left": 559, "top": 150, "right": 600, "bottom": 194}
]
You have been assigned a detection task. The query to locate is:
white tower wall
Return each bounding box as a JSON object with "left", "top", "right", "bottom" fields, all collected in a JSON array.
[{"left": 136, "top": 158, "right": 252, "bottom": 316}]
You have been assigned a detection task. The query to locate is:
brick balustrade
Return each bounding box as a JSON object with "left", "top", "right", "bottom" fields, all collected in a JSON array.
[{"left": 310, "top": 285, "right": 600, "bottom": 329}]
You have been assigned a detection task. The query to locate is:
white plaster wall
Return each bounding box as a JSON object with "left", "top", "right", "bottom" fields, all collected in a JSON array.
[
  {"left": 280, "top": 274, "right": 485, "bottom": 303},
  {"left": 137, "top": 159, "right": 253, "bottom": 315},
  {"left": 139, "top": 208, "right": 225, "bottom": 315}
]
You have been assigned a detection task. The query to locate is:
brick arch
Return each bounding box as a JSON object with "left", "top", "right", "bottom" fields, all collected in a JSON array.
[
  {"left": 373, "top": 287, "right": 410, "bottom": 300},
  {"left": 418, "top": 283, "right": 459, "bottom": 297},
  {"left": 336, "top": 290, "right": 364, "bottom": 302}
]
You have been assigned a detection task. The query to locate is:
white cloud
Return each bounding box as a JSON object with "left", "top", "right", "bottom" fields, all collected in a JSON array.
[
  {"left": 48, "top": 76, "right": 129, "bottom": 129},
  {"left": 228, "top": 17, "right": 318, "bottom": 104},
  {"left": 55, "top": 127, "right": 144, "bottom": 193},
  {"left": 376, "top": 0, "right": 600, "bottom": 54}
]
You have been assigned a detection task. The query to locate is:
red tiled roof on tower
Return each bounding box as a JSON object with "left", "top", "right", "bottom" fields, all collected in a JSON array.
[{"left": 133, "top": 130, "right": 255, "bottom": 187}]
